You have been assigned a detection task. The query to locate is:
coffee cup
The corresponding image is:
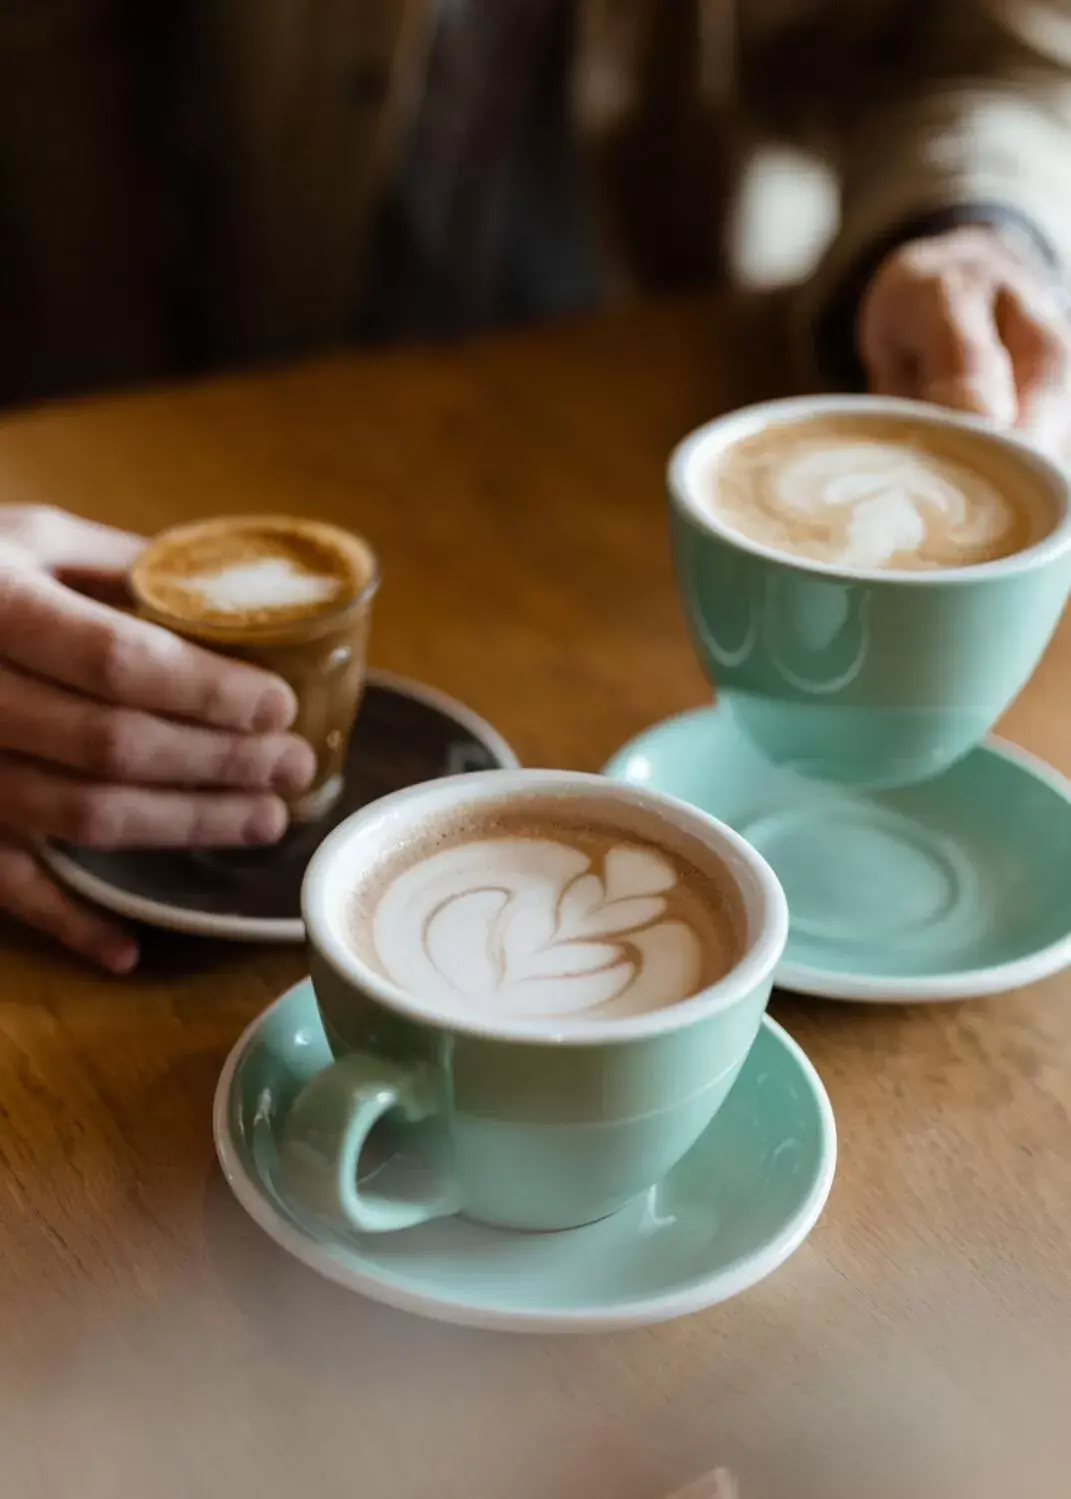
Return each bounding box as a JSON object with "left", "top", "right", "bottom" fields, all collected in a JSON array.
[
  {"left": 131, "top": 515, "right": 378, "bottom": 822},
  {"left": 670, "top": 396, "right": 1071, "bottom": 788},
  {"left": 280, "top": 769, "right": 788, "bottom": 1234}
]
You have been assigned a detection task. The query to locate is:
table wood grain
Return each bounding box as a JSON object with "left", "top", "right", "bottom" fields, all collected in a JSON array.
[{"left": 0, "top": 299, "right": 1067, "bottom": 1499}]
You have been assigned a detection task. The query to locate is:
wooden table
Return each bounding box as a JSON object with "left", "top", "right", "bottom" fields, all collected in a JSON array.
[{"left": 0, "top": 300, "right": 1068, "bottom": 1499}]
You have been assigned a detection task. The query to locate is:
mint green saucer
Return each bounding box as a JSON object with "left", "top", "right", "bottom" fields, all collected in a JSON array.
[
  {"left": 605, "top": 707, "right": 1071, "bottom": 1003},
  {"left": 213, "top": 980, "right": 836, "bottom": 1334}
]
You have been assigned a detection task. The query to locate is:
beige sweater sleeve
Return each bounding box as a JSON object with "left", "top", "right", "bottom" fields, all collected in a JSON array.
[{"left": 800, "top": 0, "right": 1071, "bottom": 380}]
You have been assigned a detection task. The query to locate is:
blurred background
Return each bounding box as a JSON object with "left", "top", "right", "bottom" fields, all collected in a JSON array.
[{"left": 0, "top": 0, "right": 846, "bottom": 410}]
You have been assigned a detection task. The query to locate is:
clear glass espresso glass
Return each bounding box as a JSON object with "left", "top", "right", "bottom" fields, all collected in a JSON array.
[{"left": 131, "top": 515, "right": 379, "bottom": 824}]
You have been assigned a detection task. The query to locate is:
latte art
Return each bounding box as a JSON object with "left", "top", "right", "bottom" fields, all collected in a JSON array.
[
  {"left": 353, "top": 817, "right": 743, "bottom": 1024},
  {"left": 708, "top": 416, "right": 1057, "bottom": 571},
  {"left": 133, "top": 516, "right": 371, "bottom": 632},
  {"left": 169, "top": 557, "right": 343, "bottom": 614},
  {"left": 770, "top": 442, "right": 1014, "bottom": 569}
]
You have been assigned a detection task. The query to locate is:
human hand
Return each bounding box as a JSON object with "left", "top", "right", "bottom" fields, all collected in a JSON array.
[
  {"left": 0, "top": 505, "right": 316, "bottom": 971},
  {"left": 858, "top": 227, "right": 1071, "bottom": 455}
]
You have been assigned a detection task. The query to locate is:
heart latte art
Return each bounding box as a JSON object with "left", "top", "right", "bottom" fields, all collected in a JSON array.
[
  {"left": 353, "top": 826, "right": 742, "bottom": 1023},
  {"left": 707, "top": 416, "right": 1057, "bottom": 571}
]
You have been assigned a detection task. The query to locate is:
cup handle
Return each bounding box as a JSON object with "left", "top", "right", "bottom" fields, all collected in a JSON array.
[{"left": 278, "top": 1052, "right": 462, "bottom": 1234}]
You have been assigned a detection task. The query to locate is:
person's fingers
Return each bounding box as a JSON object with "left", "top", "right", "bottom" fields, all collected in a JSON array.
[
  {"left": 1016, "top": 376, "right": 1071, "bottom": 458},
  {"left": 995, "top": 283, "right": 1071, "bottom": 454},
  {"left": 911, "top": 278, "right": 1019, "bottom": 424},
  {"left": 0, "top": 839, "right": 138, "bottom": 972},
  {"left": 859, "top": 234, "right": 1023, "bottom": 422},
  {"left": 0, "top": 662, "right": 316, "bottom": 792},
  {"left": 0, "top": 567, "right": 296, "bottom": 732},
  {"left": 858, "top": 281, "right": 919, "bottom": 398},
  {"left": 0, "top": 504, "right": 145, "bottom": 577},
  {"left": 864, "top": 348, "right": 919, "bottom": 401},
  {"left": 0, "top": 755, "right": 289, "bottom": 848}
]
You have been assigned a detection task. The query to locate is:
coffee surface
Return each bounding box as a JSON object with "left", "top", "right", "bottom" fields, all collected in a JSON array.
[
  {"left": 135, "top": 518, "right": 369, "bottom": 632},
  {"left": 347, "top": 804, "right": 745, "bottom": 1023},
  {"left": 704, "top": 416, "right": 1058, "bottom": 571}
]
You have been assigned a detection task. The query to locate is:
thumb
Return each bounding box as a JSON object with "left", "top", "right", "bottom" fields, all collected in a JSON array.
[
  {"left": 28, "top": 510, "right": 146, "bottom": 604},
  {"left": 41, "top": 513, "right": 145, "bottom": 576},
  {"left": 917, "top": 288, "right": 1018, "bottom": 426}
]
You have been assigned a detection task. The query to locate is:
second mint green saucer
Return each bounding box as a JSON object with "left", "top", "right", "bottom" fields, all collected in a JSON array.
[{"left": 604, "top": 706, "right": 1071, "bottom": 1003}]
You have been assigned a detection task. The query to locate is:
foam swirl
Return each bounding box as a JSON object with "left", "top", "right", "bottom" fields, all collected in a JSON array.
[
  {"left": 370, "top": 839, "right": 704, "bottom": 1021},
  {"left": 715, "top": 431, "right": 1038, "bottom": 570}
]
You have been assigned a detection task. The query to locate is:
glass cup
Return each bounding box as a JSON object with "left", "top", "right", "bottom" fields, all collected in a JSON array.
[{"left": 131, "top": 515, "right": 379, "bottom": 824}]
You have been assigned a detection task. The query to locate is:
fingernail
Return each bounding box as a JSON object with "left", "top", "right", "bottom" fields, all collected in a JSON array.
[
  {"left": 242, "top": 797, "right": 288, "bottom": 845},
  {"left": 252, "top": 683, "right": 297, "bottom": 733},
  {"left": 269, "top": 740, "right": 317, "bottom": 794},
  {"left": 104, "top": 939, "right": 139, "bottom": 974}
]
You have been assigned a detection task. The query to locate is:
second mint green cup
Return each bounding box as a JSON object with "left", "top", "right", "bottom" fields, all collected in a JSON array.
[
  {"left": 280, "top": 770, "right": 788, "bottom": 1234},
  {"left": 670, "top": 396, "right": 1071, "bottom": 789}
]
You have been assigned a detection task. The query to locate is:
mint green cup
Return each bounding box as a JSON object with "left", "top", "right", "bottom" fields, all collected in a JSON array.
[
  {"left": 281, "top": 770, "right": 788, "bottom": 1234},
  {"left": 670, "top": 396, "right": 1071, "bottom": 789}
]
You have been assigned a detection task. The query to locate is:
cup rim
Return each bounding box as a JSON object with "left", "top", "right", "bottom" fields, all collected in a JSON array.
[
  {"left": 302, "top": 769, "right": 789, "bottom": 1046},
  {"left": 668, "top": 394, "right": 1071, "bottom": 585},
  {"left": 131, "top": 513, "right": 380, "bottom": 642}
]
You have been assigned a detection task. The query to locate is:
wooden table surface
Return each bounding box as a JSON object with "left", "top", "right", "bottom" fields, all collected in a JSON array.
[{"left": 0, "top": 300, "right": 1068, "bottom": 1499}]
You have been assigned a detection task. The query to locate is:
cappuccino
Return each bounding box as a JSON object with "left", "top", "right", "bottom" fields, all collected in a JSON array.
[
  {"left": 346, "top": 800, "right": 745, "bottom": 1024},
  {"left": 704, "top": 415, "right": 1058, "bottom": 572},
  {"left": 132, "top": 517, "right": 378, "bottom": 821}
]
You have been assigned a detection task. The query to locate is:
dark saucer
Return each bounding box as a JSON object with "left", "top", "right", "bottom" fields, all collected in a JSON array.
[{"left": 40, "top": 671, "right": 519, "bottom": 942}]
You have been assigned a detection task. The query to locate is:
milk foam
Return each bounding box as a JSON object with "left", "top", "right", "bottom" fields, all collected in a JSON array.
[
  {"left": 369, "top": 838, "right": 706, "bottom": 1021},
  {"left": 768, "top": 442, "right": 1014, "bottom": 569},
  {"left": 710, "top": 420, "right": 1047, "bottom": 571},
  {"left": 168, "top": 558, "right": 342, "bottom": 613}
]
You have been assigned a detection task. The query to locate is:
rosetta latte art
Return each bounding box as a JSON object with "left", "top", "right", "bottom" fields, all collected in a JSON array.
[{"left": 370, "top": 839, "right": 704, "bottom": 1020}]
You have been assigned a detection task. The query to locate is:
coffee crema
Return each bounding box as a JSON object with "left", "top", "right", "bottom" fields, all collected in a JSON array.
[
  {"left": 347, "top": 804, "right": 745, "bottom": 1024},
  {"left": 703, "top": 415, "right": 1059, "bottom": 571},
  {"left": 133, "top": 516, "right": 374, "bottom": 636}
]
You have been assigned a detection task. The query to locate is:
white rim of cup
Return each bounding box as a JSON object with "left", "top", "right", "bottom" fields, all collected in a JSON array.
[
  {"left": 302, "top": 769, "right": 790, "bottom": 1047},
  {"left": 668, "top": 394, "right": 1071, "bottom": 586}
]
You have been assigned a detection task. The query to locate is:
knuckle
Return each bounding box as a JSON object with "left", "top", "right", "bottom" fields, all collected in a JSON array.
[
  {"left": 20, "top": 503, "right": 59, "bottom": 540},
  {"left": 62, "top": 788, "right": 124, "bottom": 848},
  {"left": 214, "top": 735, "right": 266, "bottom": 786},
  {"left": 194, "top": 670, "right": 239, "bottom": 727},
  {"left": 0, "top": 563, "right": 34, "bottom": 624},
  {"left": 891, "top": 241, "right": 931, "bottom": 278},
  {"left": 83, "top": 625, "right": 141, "bottom": 701},
  {"left": 930, "top": 272, "right": 971, "bottom": 318},
  {"left": 79, "top": 713, "right": 141, "bottom": 781},
  {"left": 0, "top": 504, "right": 61, "bottom": 550}
]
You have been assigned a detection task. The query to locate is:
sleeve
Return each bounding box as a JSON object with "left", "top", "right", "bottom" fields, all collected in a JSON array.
[{"left": 800, "top": 0, "right": 1071, "bottom": 384}]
